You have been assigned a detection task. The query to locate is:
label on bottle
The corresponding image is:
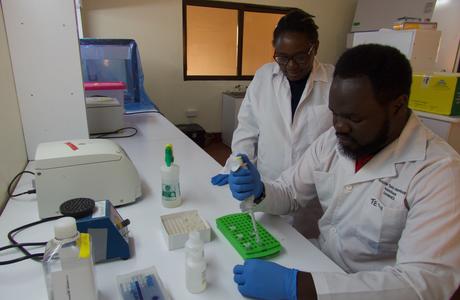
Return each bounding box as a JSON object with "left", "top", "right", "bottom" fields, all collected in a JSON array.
[
  {"left": 50, "top": 264, "right": 97, "bottom": 300},
  {"left": 200, "top": 269, "right": 206, "bottom": 286},
  {"left": 162, "top": 182, "right": 180, "bottom": 200},
  {"left": 186, "top": 263, "right": 206, "bottom": 293},
  {"left": 77, "top": 233, "right": 91, "bottom": 259}
]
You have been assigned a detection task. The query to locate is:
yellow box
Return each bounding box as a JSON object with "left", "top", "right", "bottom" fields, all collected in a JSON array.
[
  {"left": 392, "top": 22, "right": 437, "bottom": 30},
  {"left": 409, "top": 73, "right": 460, "bottom": 116}
]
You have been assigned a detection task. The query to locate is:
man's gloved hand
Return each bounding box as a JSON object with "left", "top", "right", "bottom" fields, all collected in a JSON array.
[
  {"left": 228, "top": 154, "right": 263, "bottom": 200},
  {"left": 211, "top": 174, "right": 229, "bottom": 186},
  {"left": 233, "top": 259, "right": 298, "bottom": 300}
]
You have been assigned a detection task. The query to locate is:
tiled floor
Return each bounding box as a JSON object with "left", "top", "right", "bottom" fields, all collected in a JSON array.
[
  {"left": 203, "top": 136, "right": 231, "bottom": 166},
  {"left": 176, "top": 126, "right": 231, "bottom": 166}
]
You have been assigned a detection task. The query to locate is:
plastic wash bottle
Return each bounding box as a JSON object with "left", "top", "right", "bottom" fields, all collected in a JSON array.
[
  {"left": 161, "top": 143, "right": 182, "bottom": 208},
  {"left": 42, "top": 217, "right": 97, "bottom": 300},
  {"left": 185, "top": 231, "right": 206, "bottom": 293}
]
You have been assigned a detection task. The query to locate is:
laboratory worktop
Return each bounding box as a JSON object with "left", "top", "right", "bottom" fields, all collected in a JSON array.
[{"left": 0, "top": 112, "right": 343, "bottom": 299}]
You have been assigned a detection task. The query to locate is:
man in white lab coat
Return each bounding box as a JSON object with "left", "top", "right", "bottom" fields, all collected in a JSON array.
[
  {"left": 229, "top": 44, "right": 460, "bottom": 299},
  {"left": 212, "top": 9, "right": 333, "bottom": 238}
]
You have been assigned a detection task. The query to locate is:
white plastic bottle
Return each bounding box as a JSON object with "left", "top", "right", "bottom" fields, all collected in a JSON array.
[
  {"left": 42, "top": 217, "right": 97, "bottom": 300},
  {"left": 161, "top": 144, "right": 182, "bottom": 208},
  {"left": 185, "top": 231, "right": 206, "bottom": 293}
]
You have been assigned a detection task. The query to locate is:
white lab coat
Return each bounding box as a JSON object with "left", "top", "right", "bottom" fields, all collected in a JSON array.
[
  {"left": 222, "top": 59, "right": 334, "bottom": 181},
  {"left": 258, "top": 113, "right": 460, "bottom": 299}
]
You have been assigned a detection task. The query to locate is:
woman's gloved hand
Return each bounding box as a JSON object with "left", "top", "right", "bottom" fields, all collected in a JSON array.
[
  {"left": 211, "top": 174, "right": 229, "bottom": 186},
  {"left": 228, "top": 154, "right": 263, "bottom": 200},
  {"left": 233, "top": 259, "right": 298, "bottom": 300}
]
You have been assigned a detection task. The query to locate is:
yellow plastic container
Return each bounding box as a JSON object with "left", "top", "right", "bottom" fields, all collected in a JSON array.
[{"left": 409, "top": 73, "right": 460, "bottom": 116}]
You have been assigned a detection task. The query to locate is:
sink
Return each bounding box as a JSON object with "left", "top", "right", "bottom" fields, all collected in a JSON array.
[{"left": 224, "top": 91, "right": 246, "bottom": 98}]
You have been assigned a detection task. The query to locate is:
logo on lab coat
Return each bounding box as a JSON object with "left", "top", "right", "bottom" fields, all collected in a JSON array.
[{"left": 378, "top": 179, "right": 407, "bottom": 201}]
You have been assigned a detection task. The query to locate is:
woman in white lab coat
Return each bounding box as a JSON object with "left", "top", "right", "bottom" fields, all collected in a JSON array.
[{"left": 212, "top": 9, "right": 334, "bottom": 237}]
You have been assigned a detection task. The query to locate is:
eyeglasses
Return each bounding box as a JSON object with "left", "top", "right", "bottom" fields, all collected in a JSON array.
[{"left": 273, "top": 46, "right": 314, "bottom": 66}]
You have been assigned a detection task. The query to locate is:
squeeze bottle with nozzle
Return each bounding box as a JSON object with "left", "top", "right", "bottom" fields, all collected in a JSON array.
[{"left": 161, "top": 144, "right": 182, "bottom": 208}]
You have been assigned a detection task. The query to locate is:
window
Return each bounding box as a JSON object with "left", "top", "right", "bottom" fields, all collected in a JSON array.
[
  {"left": 186, "top": 5, "right": 238, "bottom": 76},
  {"left": 183, "top": 0, "right": 291, "bottom": 80}
]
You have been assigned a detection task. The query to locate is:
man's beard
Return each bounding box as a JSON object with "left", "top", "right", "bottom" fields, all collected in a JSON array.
[{"left": 338, "top": 118, "right": 390, "bottom": 160}]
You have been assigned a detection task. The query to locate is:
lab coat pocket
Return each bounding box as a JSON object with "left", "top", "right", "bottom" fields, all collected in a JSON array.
[
  {"left": 357, "top": 197, "right": 407, "bottom": 254},
  {"left": 380, "top": 206, "right": 408, "bottom": 244}
]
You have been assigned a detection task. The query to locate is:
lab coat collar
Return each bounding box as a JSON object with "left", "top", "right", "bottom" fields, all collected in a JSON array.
[
  {"left": 310, "top": 58, "right": 329, "bottom": 83},
  {"left": 341, "top": 112, "right": 428, "bottom": 185},
  {"left": 271, "top": 58, "right": 328, "bottom": 83},
  {"left": 296, "top": 59, "right": 327, "bottom": 114},
  {"left": 271, "top": 59, "right": 330, "bottom": 129}
]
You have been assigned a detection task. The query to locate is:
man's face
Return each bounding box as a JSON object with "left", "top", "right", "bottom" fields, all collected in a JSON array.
[
  {"left": 329, "top": 76, "right": 391, "bottom": 159},
  {"left": 273, "top": 32, "right": 317, "bottom": 81}
]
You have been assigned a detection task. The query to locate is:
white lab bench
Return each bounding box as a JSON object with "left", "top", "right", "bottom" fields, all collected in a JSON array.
[{"left": 0, "top": 112, "right": 342, "bottom": 300}]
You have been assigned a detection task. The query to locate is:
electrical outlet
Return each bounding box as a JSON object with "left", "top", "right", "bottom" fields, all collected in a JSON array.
[{"left": 186, "top": 108, "right": 198, "bottom": 118}]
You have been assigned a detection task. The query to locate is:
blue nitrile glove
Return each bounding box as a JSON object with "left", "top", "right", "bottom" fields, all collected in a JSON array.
[
  {"left": 228, "top": 154, "right": 263, "bottom": 201},
  {"left": 211, "top": 173, "right": 229, "bottom": 186},
  {"left": 233, "top": 259, "right": 298, "bottom": 300}
]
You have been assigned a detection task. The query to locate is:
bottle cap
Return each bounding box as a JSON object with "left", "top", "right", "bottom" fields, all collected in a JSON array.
[
  {"left": 165, "top": 144, "right": 174, "bottom": 167},
  {"left": 186, "top": 231, "right": 203, "bottom": 249},
  {"left": 54, "top": 217, "right": 78, "bottom": 240}
]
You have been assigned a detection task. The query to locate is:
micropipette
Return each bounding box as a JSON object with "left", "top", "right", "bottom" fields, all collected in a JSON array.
[{"left": 232, "top": 156, "right": 261, "bottom": 244}]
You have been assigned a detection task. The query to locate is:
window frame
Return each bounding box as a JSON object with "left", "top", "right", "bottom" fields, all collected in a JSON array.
[{"left": 183, "top": 0, "right": 292, "bottom": 81}]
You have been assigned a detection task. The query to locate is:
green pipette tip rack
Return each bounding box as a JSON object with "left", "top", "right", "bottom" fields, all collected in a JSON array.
[{"left": 216, "top": 213, "right": 282, "bottom": 259}]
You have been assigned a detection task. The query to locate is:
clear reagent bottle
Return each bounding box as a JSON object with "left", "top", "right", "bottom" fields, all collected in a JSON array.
[
  {"left": 42, "top": 217, "right": 97, "bottom": 300},
  {"left": 185, "top": 231, "right": 206, "bottom": 293},
  {"left": 161, "top": 143, "right": 182, "bottom": 208}
]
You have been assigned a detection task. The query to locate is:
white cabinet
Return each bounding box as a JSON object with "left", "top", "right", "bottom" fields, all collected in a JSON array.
[
  {"left": 221, "top": 92, "right": 245, "bottom": 147},
  {"left": 415, "top": 110, "right": 460, "bottom": 153},
  {"left": 348, "top": 29, "right": 441, "bottom": 73}
]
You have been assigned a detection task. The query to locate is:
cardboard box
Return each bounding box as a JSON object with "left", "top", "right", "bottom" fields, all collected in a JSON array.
[{"left": 409, "top": 73, "right": 460, "bottom": 116}]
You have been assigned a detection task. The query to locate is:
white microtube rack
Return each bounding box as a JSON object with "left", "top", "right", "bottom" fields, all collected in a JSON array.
[{"left": 160, "top": 210, "right": 211, "bottom": 250}]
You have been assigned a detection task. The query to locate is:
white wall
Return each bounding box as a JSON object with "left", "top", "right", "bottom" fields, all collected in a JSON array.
[
  {"left": 3, "top": 0, "right": 89, "bottom": 159},
  {"left": 0, "top": 7, "right": 28, "bottom": 212},
  {"left": 82, "top": 0, "right": 357, "bottom": 132}
]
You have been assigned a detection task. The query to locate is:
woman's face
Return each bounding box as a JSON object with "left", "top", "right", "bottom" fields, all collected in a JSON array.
[{"left": 273, "top": 32, "right": 318, "bottom": 81}]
